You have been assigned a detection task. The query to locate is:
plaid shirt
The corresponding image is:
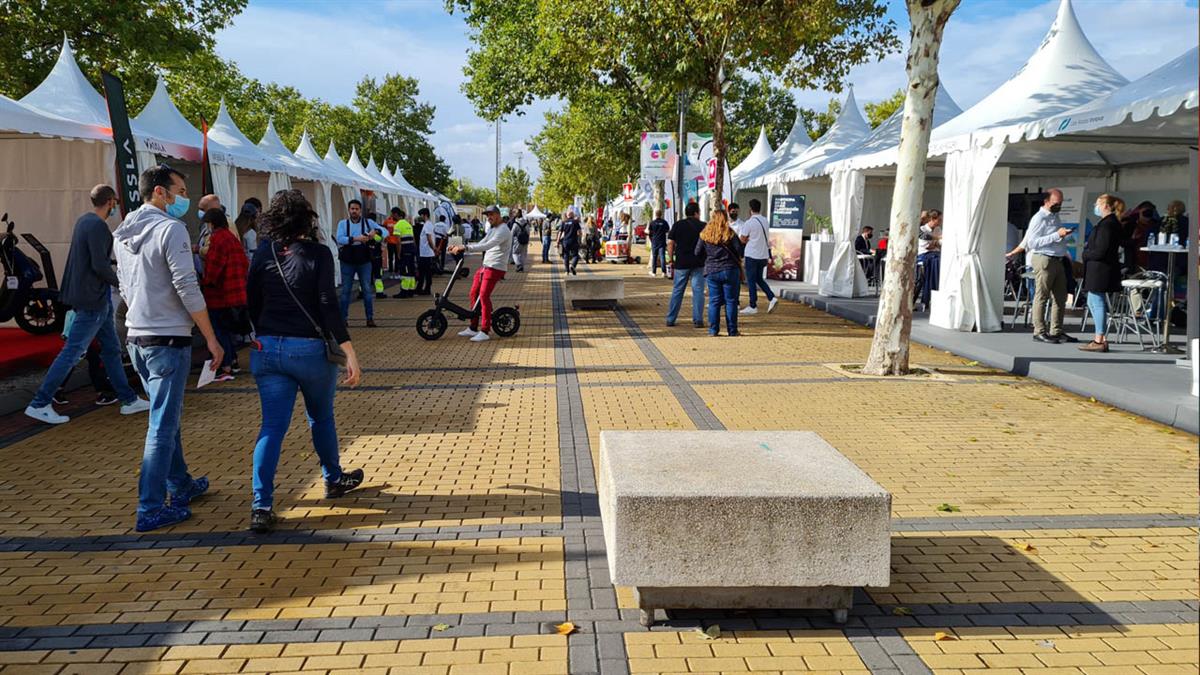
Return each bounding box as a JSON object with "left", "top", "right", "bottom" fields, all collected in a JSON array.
[{"left": 201, "top": 228, "right": 249, "bottom": 309}]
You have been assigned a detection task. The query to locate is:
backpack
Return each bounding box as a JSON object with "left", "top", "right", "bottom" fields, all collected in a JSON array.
[{"left": 516, "top": 222, "right": 530, "bottom": 245}]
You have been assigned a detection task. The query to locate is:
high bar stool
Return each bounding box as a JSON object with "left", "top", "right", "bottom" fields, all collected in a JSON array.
[
  {"left": 1114, "top": 276, "right": 1164, "bottom": 348},
  {"left": 1009, "top": 267, "right": 1035, "bottom": 328}
]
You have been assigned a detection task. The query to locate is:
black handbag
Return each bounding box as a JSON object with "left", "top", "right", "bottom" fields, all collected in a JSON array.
[
  {"left": 337, "top": 219, "right": 372, "bottom": 266},
  {"left": 270, "top": 243, "right": 348, "bottom": 367}
]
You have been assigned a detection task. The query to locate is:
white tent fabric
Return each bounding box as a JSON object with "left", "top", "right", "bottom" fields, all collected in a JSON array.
[
  {"left": 346, "top": 148, "right": 392, "bottom": 195},
  {"left": 208, "top": 101, "right": 282, "bottom": 173},
  {"left": 387, "top": 163, "right": 433, "bottom": 201},
  {"left": 931, "top": 143, "right": 1007, "bottom": 332},
  {"left": 774, "top": 88, "right": 872, "bottom": 184},
  {"left": 210, "top": 163, "right": 238, "bottom": 215},
  {"left": 321, "top": 141, "right": 371, "bottom": 191},
  {"left": 734, "top": 112, "right": 812, "bottom": 190},
  {"left": 291, "top": 130, "right": 339, "bottom": 183},
  {"left": 267, "top": 171, "right": 290, "bottom": 196},
  {"left": 258, "top": 119, "right": 324, "bottom": 182},
  {"left": 526, "top": 207, "right": 547, "bottom": 219},
  {"left": 818, "top": 169, "right": 868, "bottom": 297},
  {"left": 0, "top": 93, "right": 110, "bottom": 141},
  {"left": 829, "top": 84, "right": 963, "bottom": 175},
  {"left": 731, "top": 126, "right": 774, "bottom": 181},
  {"left": 292, "top": 133, "right": 341, "bottom": 272},
  {"left": 131, "top": 78, "right": 205, "bottom": 163},
  {"left": 20, "top": 37, "right": 129, "bottom": 131}
]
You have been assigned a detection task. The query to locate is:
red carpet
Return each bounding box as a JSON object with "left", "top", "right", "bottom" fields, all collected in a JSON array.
[{"left": 0, "top": 328, "right": 61, "bottom": 377}]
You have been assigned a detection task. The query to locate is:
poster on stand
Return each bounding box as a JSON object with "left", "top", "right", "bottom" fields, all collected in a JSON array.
[
  {"left": 767, "top": 195, "right": 806, "bottom": 280},
  {"left": 1057, "top": 186, "right": 1086, "bottom": 258},
  {"left": 639, "top": 132, "right": 676, "bottom": 180}
]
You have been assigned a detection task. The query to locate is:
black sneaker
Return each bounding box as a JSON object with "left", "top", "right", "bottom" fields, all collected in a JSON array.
[
  {"left": 1050, "top": 333, "right": 1079, "bottom": 343},
  {"left": 693, "top": 321, "right": 705, "bottom": 329},
  {"left": 52, "top": 391, "right": 69, "bottom": 406},
  {"left": 325, "top": 468, "right": 365, "bottom": 498},
  {"left": 1033, "top": 333, "right": 1062, "bottom": 344},
  {"left": 249, "top": 509, "right": 277, "bottom": 533},
  {"left": 95, "top": 392, "right": 119, "bottom": 406}
]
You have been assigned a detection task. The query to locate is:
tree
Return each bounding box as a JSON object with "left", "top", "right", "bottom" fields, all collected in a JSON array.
[
  {"left": 447, "top": 177, "right": 497, "bottom": 206},
  {"left": 804, "top": 97, "right": 842, "bottom": 141},
  {"left": 863, "top": 0, "right": 961, "bottom": 376},
  {"left": 352, "top": 75, "right": 452, "bottom": 192},
  {"left": 497, "top": 165, "right": 532, "bottom": 206},
  {"left": 865, "top": 88, "right": 906, "bottom": 128},
  {"left": 721, "top": 75, "right": 799, "bottom": 167},
  {"left": 0, "top": 0, "right": 247, "bottom": 102}
]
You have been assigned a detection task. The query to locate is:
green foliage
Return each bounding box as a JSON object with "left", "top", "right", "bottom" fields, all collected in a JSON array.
[
  {"left": 351, "top": 76, "right": 452, "bottom": 191},
  {"left": 497, "top": 165, "right": 532, "bottom": 206},
  {"left": 865, "top": 89, "right": 905, "bottom": 128},
  {"left": 447, "top": 177, "right": 497, "bottom": 206},
  {"left": 720, "top": 76, "right": 798, "bottom": 167},
  {"left": 805, "top": 97, "right": 842, "bottom": 141}
]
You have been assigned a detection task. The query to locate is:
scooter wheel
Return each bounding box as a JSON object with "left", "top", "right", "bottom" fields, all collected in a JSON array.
[
  {"left": 416, "top": 310, "right": 448, "bottom": 340},
  {"left": 491, "top": 307, "right": 521, "bottom": 337},
  {"left": 15, "top": 297, "right": 64, "bottom": 335},
  {"left": 458, "top": 266, "right": 470, "bottom": 279}
]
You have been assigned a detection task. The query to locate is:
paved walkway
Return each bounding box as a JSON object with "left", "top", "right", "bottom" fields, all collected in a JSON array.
[{"left": 0, "top": 245, "right": 1195, "bottom": 674}]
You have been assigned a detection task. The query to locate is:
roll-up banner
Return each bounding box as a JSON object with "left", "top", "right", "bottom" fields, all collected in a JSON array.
[{"left": 100, "top": 71, "right": 139, "bottom": 217}]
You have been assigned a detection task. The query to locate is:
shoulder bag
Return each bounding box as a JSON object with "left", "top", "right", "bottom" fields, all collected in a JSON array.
[
  {"left": 270, "top": 242, "right": 348, "bottom": 367},
  {"left": 755, "top": 215, "right": 773, "bottom": 260}
]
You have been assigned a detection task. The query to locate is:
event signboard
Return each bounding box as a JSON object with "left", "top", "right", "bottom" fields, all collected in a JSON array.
[
  {"left": 101, "top": 71, "right": 140, "bottom": 217},
  {"left": 639, "top": 132, "right": 676, "bottom": 180},
  {"left": 767, "top": 194, "right": 806, "bottom": 280},
  {"left": 1058, "top": 186, "right": 1086, "bottom": 258}
]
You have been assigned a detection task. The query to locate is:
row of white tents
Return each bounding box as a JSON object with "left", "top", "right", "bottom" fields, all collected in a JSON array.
[
  {"left": 731, "top": 0, "right": 1197, "bottom": 340},
  {"left": 0, "top": 37, "right": 448, "bottom": 272}
]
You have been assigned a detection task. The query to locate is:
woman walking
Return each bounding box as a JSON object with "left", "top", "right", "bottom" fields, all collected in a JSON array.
[
  {"left": 1080, "top": 194, "right": 1125, "bottom": 353},
  {"left": 695, "top": 209, "right": 743, "bottom": 337},
  {"left": 246, "top": 189, "right": 364, "bottom": 533},
  {"left": 199, "top": 209, "right": 248, "bottom": 380}
]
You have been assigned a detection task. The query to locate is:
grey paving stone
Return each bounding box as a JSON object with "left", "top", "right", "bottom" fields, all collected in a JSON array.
[
  {"left": 969, "top": 613, "right": 1021, "bottom": 626},
  {"left": 129, "top": 622, "right": 189, "bottom": 634},
  {"left": 848, "top": 638, "right": 896, "bottom": 671},
  {"left": 87, "top": 634, "right": 151, "bottom": 648},
  {"left": 569, "top": 642, "right": 599, "bottom": 673},
  {"left": 143, "top": 632, "right": 207, "bottom": 646},
  {"left": 405, "top": 614, "right": 462, "bottom": 627},
  {"left": 17, "top": 626, "right": 78, "bottom": 638},
  {"left": 296, "top": 617, "right": 354, "bottom": 630},
  {"left": 598, "top": 657, "right": 631, "bottom": 675},
  {"left": 373, "top": 627, "right": 433, "bottom": 641},
  {"left": 484, "top": 622, "right": 543, "bottom": 636},
  {"left": 0, "top": 639, "right": 35, "bottom": 650},
  {"left": 74, "top": 624, "right": 134, "bottom": 637},
  {"left": 352, "top": 616, "right": 414, "bottom": 628},
  {"left": 261, "top": 630, "right": 319, "bottom": 643},
  {"left": 316, "top": 628, "right": 376, "bottom": 642},
  {"left": 188, "top": 620, "right": 244, "bottom": 632},
  {"left": 243, "top": 619, "right": 297, "bottom": 632},
  {"left": 203, "top": 631, "right": 263, "bottom": 645}
]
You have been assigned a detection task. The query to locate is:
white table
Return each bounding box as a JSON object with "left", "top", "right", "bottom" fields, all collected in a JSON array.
[
  {"left": 803, "top": 240, "right": 835, "bottom": 285},
  {"left": 1140, "top": 244, "right": 1188, "bottom": 354}
]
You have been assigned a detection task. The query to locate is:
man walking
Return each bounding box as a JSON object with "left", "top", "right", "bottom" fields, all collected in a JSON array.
[
  {"left": 737, "top": 198, "right": 777, "bottom": 315},
  {"left": 541, "top": 218, "right": 553, "bottom": 263},
  {"left": 666, "top": 202, "right": 707, "bottom": 328},
  {"left": 114, "top": 165, "right": 223, "bottom": 532},
  {"left": 1007, "top": 188, "right": 1078, "bottom": 344},
  {"left": 24, "top": 185, "right": 150, "bottom": 425},
  {"left": 558, "top": 209, "right": 582, "bottom": 275},
  {"left": 335, "top": 199, "right": 384, "bottom": 327},
  {"left": 647, "top": 209, "right": 670, "bottom": 278},
  {"left": 417, "top": 213, "right": 438, "bottom": 296}
]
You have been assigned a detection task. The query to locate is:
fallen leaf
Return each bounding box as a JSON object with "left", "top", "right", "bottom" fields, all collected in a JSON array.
[
  {"left": 1088, "top": 396, "right": 1097, "bottom": 403},
  {"left": 1022, "top": 543, "right": 1037, "bottom": 552},
  {"left": 934, "top": 631, "right": 957, "bottom": 641},
  {"left": 892, "top": 607, "right": 912, "bottom": 616},
  {"left": 432, "top": 623, "right": 451, "bottom": 632},
  {"left": 1089, "top": 541, "right": 1108, "bottom": 548},
  {"left": 694, "top": 625, "right": 721, "bottom": 641},
  {"left": 555, "top": 622, "right": 577, "bottom": 636},
  {"left": 1036, "top": 639, "right": 1056, "bottom": 648},
  {"left": 936, "top": 503, "right": 961, "bottom": 513},
  {"left": 966, "top": 360, "right": 979, "bottom": 366}
]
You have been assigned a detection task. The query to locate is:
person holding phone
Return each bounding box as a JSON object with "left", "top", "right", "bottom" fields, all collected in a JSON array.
[{"left": 1006, "top": 188, "right": 1077, "bottom": 344}]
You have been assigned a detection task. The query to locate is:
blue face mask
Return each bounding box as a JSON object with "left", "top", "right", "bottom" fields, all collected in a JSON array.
[
  {"left": 197, "top": 209, "right": 206, "bottom": 221},
  {"left": 166, "top": 193, "right": 190, "bottom": 219},
  {"left": 1093, "top": 205, "right": 1103, "bottom": 217}
]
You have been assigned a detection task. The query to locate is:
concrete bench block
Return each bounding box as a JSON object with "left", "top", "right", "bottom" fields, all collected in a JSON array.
[
  {"left": 598, "top": 431, "right": 890, "bottom": 624},
  {"left": 564, "top": 277, "right": 624, "bottom": 309}
]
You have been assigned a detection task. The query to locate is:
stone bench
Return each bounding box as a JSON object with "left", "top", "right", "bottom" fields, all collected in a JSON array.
[
  {"left": 563, "top": 276, "right": 624, "bottom": 309},
  {"left": 598, "top": 431, "right": 891, "bottom": 626}
]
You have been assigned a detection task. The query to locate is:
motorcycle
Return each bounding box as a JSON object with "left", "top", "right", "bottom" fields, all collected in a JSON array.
[{"left": 0, "top": 212, "right": 66, "bottom": 335}]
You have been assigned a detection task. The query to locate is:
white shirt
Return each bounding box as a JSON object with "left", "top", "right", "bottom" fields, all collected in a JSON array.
[
  {"left": 738, "top": 214, "right": 770, "bottom": 259},
  {"left": 917, "top": 224, "right": 941, "bottom": 255},
  {"left": 419, "top": 224, "right": 437, "bottom": 257},
  {"left": 467, "top": 222, "right": 513, "bottom": 271},
  {"left": 242, "top": 229, "right": 257, "bottom": 255},
  {"left": 433, "top": 220, "right": 450, "bottom": 238}
]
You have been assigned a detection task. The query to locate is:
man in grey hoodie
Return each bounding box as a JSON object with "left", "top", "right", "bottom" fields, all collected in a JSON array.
[{"left": 114, "top": 164, "right": 223, "bottom": 532}]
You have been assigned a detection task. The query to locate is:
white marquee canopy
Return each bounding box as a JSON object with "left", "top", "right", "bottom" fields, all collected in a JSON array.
[{"left": 731, "top": 126, "right": 774, "bottom": 181}]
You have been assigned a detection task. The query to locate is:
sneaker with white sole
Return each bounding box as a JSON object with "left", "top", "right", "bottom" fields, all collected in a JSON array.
[
  {"left": 768, "top": 297, "right": 778, "bottom": 313},
  {"left": 470, "top": 331, "right": 491, "bottom": 342},
  {"left": 457, "top": 328, "right": 478, "bottom": 338},
  {"left": 739, "top": 306, "right": 758, "bottom": 315},
  {"left": 25, "top": 404, "right": 68, "bottom": 425},
  {"left": 120, "top": 398, "right": 151, "bottom": 415}
]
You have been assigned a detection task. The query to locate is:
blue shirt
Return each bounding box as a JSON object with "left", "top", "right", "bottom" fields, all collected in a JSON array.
[
  {"left": 334, "top": 218, "right": 386, "bottom": 247},
  {"left": 1023, "top": 207, "right": 1070, "bottom": 258}
]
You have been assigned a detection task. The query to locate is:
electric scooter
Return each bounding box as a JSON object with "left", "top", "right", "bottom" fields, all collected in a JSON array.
[
  {"left": 0, "top": 212, "right": 65, "bottom": 335},
  {"left": 416, "top": 253, "right": 520, "bottom": 340}
]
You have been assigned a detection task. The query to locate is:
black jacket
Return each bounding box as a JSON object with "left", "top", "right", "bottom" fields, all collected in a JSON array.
[
  {"left": 59, "top": 213, "right": 120, "bottom": 311},
  {"left": 854, "top": 234, "right": 872, "bottom": 255},
  {"left": 1082, "top": 214, "right": 1122, "bottom": 294},
  {"left": 248, "top": 239, "right": 351, "bottom": 344}
]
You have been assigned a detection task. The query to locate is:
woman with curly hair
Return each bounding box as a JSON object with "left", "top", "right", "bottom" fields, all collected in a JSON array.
[
  {"left": 246, "top": 189, "right": 364, "bottom": 533},
  {"left": 695, "top": 208, "right": 743, "bottom": 337}
]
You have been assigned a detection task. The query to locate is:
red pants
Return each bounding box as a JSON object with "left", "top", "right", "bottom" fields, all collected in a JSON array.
[{"left": 468, "top": 266, "right": 506, "bottom": 332}]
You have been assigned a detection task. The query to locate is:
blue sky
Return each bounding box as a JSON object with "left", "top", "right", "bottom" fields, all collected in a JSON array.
[{"left": 214, "top": 0, "right": 1198, "bottom": 189}]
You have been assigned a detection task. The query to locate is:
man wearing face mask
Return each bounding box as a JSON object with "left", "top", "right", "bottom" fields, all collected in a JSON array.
[
  {"left": 1006, "top": 188, "right": 1077, "bottom": 344},
  {"left": 24, "top": 185, "right": 151, "bottom": 425},
  {"left": 114, "top": 164, "right": 223, "bottom": 532}
]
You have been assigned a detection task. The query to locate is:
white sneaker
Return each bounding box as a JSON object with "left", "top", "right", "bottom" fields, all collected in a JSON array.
[
  {"left": 120, "top": 398, "right": 151, "bottom": 415},
  {"left": 648, "top": 271, "right": 656, "bottom": 277},
  {"left": 457, "top": 328, "right": 478, "bottom": 338},
  {"left": 768, "top": 297, "right": 779, "bottom": 313},
  {"left": 470, "top": 331, "right": 491, "bottom": 342},
  {"left": 739, "top": 306, "right": 758, "bottom": 315},
  {"left": 25, "top": 404, "right": 68, "bottom": 425}
]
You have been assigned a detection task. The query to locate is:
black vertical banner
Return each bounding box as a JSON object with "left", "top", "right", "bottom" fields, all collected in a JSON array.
[
  {"left": 200, "top": 117, "right": 214, "bottom": 196},
  {"left": 101, "top": 71, "right": 140, "bottom": 217}
]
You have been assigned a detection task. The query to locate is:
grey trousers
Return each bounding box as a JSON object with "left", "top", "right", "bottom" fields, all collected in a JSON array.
[{"left": 1032, "top": 253, "right": 1067, "bottom": 336}]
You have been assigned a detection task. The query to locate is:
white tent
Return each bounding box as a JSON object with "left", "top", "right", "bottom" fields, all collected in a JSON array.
[
  {"left": 827, "top": 84, "right": 963, "bottom": 176},
  {"left": 774, "top": 87, "right": 872, "bottom": 185},
  {"left": 0, "top": 92, "right": 110, "bottom": 142},
  {"left": 526, "top": 207, "right": 547, "bottom": 219},
  {"left": 258, "top": 119, "right": 325, "bottom": 183},
  {"left": 131, "top": 78, "right": 206, "bottom": 168},
  {"left": 20, "top": 37, "right": 136, "bottom": 134},
  {"left": 323, "top": 142, "right": 368, "bottom": 217},
  {"left": 731, "top": 126, "right": 774, "bottom": 181},
  {"left": 293, "top": 131, "right": 347, "bottom": 272},
  {"left": 734, "top": 112, "right": 812, "bottom": 191}
]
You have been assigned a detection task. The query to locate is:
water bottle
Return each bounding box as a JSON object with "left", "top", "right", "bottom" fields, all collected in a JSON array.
[
  {"left": 1170, "top": 233, "right": 1180, "bottom": 247},
  {"left": 1157, "top": 232, "right": 1166, "bottom": 246}
]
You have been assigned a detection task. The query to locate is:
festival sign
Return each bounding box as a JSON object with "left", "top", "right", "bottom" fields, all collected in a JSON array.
[
  {"left": 1057, "top": 186, "right": 1086, "bottom": 258},
  {"left": 101, "top": 71, "right": 140, "bottom": 217},
  {"left": 639, "top": 132, "right": 676, "bottom": 180},
  {"left": 767, "top": 194, "right": 806, "bottom": 280}
]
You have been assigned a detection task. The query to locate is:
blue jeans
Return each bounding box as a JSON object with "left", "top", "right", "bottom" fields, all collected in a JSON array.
[
  {"left": 744, "top": 256, "right": 774, "bottom": 308},
  {"left": 1087, "top": 292, "right": 1109, "bottom": 337},
  {"left": 128, "top": 344, "right": 194, "bottom": 516},
  {"left": 651, "top": 245, "right": 668, "bottom": 275},
  {"left": 250, "top": 336, "right": 343, "bottom": 510},
  {"left": 339, "top": 261, "right": 374, "bottom": 321},
  {"left": 667, "top": 267, "right": 705, "bottom": 325},
  {"left": 542, "top": 236, "right": 552, "bottom": 262},
  {"left": 918, "top": 251, "right": 941, "bottom": 306},
  {"left": 706, "top": 268, "right": 741, "bottom": 335},
  {"left": 31, "top": 294, "right": 137, "bottom": 408}
]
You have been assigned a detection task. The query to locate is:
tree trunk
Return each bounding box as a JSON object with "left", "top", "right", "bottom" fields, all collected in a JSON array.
[
  {"left": 711, "top": 84, "right": 727, "bottom": 209},
  {"left": 863, "top": 0, "right": 960, "bottom": 376}
]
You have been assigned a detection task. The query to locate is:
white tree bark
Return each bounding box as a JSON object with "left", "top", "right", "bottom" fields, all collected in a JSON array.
[{"left": 864, "top": 0, "right": 961, "bottom": 376}]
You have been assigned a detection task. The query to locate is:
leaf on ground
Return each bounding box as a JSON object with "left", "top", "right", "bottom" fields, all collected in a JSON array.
[
  {"left": 1088, "top": 396, "right": 1097, "bottom": 403},
  {"left": 1036, "top": 639, "right": 1056, "bottom": 648},
  {"left": 892, "top": 606, "right": 912, "bottom": 616},
  {"left": 966, "top": 360, "right": 980, "bottom": 366},
  {"left": 936, "top": 503, "right": 961, "bottom": 513},
  {"left": 1021, "top": 543, "right": 1037, "bottom": 552},
  {"left": 554, "top": 622, "right": 577, "bottom": 636},
  {"left": 694, "top": 625, "right": 721, "bottom": 640},
  {"left": 934, "top": 631, "right": 957, "bottom": 641},
  {"left": 432, "top": 623, "right": 451, "bottom": 632},
  {"left": 1089, "top": 541, "right": 1108, "bottom": 548}
]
